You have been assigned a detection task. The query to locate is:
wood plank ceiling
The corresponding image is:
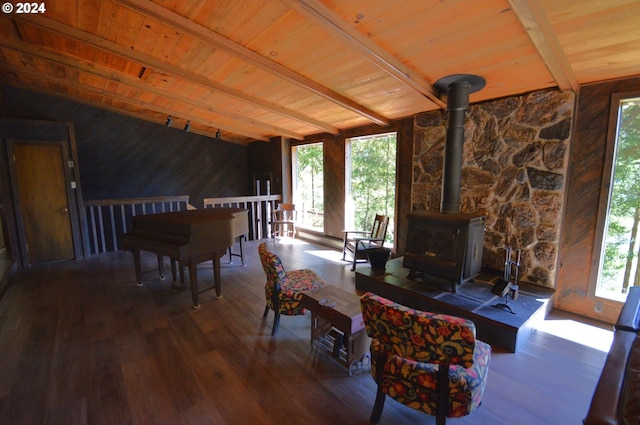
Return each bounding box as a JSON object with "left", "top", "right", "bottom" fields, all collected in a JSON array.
[{"left": 0, "top": 0, "right": 639, "bottom": 145}]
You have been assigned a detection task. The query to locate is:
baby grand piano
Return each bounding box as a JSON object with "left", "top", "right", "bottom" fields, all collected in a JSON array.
[{"left": 121, "top": 207, "right": 249, "bottom": 308}]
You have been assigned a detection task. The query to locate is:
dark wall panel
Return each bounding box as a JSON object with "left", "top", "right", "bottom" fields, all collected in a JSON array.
[
  {"left": 2, "top": 86, "right": 248, "bottom": 208},
  {"left": 247, "top": 136, "right": 282, "bottom": 195}
]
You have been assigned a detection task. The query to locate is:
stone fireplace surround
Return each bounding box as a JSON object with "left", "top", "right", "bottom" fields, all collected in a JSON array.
[{"left": 411, "top": 88, "right": 575, "bottom": 289}]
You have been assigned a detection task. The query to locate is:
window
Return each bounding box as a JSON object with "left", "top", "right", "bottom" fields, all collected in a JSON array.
[
  {"left": 596, "top": 97, "right": 640, "bottom": 301},
  {"left": 292, "top": 143, "right": 324, "bottom": 231},
  {"left": 346, "top": 132, "right": 397, "bottom": 245}
]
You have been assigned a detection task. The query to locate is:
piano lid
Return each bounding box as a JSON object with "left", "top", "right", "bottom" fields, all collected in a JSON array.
[
  {"left": 123, "top": 208, "right": 248, "bottom": 254},
  {"left": 127, "top": 208, "right": 244, "bottom": 240}
]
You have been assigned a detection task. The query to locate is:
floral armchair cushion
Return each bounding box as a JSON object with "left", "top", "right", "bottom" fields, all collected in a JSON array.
[
  {"left": 258, "top": 243, "right": 326, "bottom": 315},
  {"left": 360, "top": 292, "right": 491, "bottom": 420}
]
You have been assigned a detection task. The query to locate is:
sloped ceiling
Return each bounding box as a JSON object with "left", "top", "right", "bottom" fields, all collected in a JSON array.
[{"left": 0, "top": 0, "right": 639, "bottom": 144}]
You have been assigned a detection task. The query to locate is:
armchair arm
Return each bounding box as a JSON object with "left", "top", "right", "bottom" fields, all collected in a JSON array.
[
  {"left": 343, "top": 229, "right": 370, "bottom": 236},
  {"left": 342, "top": 229, "right": 370, "bottom": 245},
  {"left": 354, "top": 237, "right": 386, "bottom": 249}
]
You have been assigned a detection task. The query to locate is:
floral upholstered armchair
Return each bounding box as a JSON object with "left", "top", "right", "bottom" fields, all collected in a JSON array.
[
  {"left": 258, "top": 243, "right": 326, "bottom": 335},
  {"left": 360, "top": 292, "right": 491, "bottom": 425}
]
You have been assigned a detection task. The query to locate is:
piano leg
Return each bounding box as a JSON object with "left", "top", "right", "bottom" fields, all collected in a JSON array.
[
  {"left": 239, "top": 235, "right": 246, "bottom": 266},
  {"left": 157, "top": 254, "right": 165, "bottom": 279},
  {"left": 213, "top": 254, "right": 223, "bottom": 299},
  {"left": 169, "top": 260, "right": 188, "bottom": 292},
  {"left": 133, "top": 249, "right": 143, "bottom": 286},
  {"left": 170, "top": 259, "right": 177, "bottom": 282},
  {"left": 188, "top": 259, "right": 201, "bottom": 309}
]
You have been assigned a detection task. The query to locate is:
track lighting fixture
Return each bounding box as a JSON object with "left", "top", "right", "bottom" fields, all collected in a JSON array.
[
  {"left": 215, "top": 129, "right": 221, "bottom": 140},
  {"left": 184, "top": 121, "right": 191, "bottom": 132},
  {"left": 165, "top": 115, "right": 173, "bottom": 127}
]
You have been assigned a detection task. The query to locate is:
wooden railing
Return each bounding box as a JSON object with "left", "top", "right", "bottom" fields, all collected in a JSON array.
[
  {"left": 203, "top": 194, "right": 282, "bottom": 240},
  {"left": 84, "top": 195, "right": 191, "bottom": 254},
  {"left": 83, "top": 194, "right": 283, "bottom": 255}
]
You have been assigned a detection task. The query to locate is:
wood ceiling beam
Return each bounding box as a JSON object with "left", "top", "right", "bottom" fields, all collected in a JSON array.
[
  {"left": 0, "top": 36, "right": 304, "bottom": 140},
  {"left": 114, "top": 0, "right": 390, "bottom": 126},
  {"left": 11, "top": 14, "right": 339, "bottom": 135},
  {"left": 0, "top": 62, "right": 268, "bottom": 142},
  {"left": 507, "top": 0, "right": 578, "bottom": 92},
  {"left": 281, "top": 0, "right": 447, "bottom": 110}
]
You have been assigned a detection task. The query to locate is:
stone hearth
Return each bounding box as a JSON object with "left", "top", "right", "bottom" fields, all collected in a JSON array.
[{"left": 355, "top": 258, "right": 554, "bottom": 352}]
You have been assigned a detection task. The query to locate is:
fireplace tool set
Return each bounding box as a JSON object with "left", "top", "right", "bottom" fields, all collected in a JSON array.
[{"left": 492, "top": 247, "right": 521, "bottom": 314}]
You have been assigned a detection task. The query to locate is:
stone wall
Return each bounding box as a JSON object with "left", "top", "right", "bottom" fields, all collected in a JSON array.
[{"left": 412, "top": 88, "right": 575, "bottom": 288}]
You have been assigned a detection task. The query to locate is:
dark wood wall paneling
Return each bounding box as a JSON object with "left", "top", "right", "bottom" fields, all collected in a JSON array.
[
  {"left": 557, "top": 76, "right": 640, "bottom": 322},
  {"left": 247, "top": 136, "right": 283, "bottom": 196},
  {"left": 2, "top": 86, "right": 249, "bottom": 208}
]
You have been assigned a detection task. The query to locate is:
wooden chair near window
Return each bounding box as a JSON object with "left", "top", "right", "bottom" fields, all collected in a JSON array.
[
  {"left": 270, "top": 203, "right": 297, "bottom": 239},
  {"left": 342, "top": 214, "right": 389, "bottom": 270}
]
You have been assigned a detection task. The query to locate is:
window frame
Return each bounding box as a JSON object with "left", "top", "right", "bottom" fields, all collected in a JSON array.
[
  {"left": 590, "top": 91, "right": 640, "bottom": 302},
  {"left": 291, "top": 141, "right": 325, "bottom": 233}
]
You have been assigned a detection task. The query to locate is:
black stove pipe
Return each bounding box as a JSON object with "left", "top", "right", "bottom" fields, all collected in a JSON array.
[
  {"left": 434, "top": 74, "right": 486, "bottom": 215},
  {"left": 441, "top": 80, "right": 471, "bottom": 214}
]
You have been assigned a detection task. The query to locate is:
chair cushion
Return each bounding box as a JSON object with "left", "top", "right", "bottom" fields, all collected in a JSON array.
[
  {"left": 275, "top": 269, "right": 326, "bottom": 315},
  {"left": 370, "top": 338, "right": 491, "bottom": 418},
  {"left": 285, "top": 269, "right": 327, "bottom": 292}
]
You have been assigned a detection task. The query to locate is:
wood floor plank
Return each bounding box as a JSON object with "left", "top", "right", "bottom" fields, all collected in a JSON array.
[
  {"left": 47, "top": 298, "right": 89, "bottom": 410},
  {"left": 88, "top": 338, "right": 133, "bottom": 425},
  {"left": 44, "top": 397, "right": 88, "bottom": 425},
  {"left": 144, "top": 327, "right": 208, "bottom": 412},
  {"left": 192, "top": 349, "right": 272, "bottom": 425},
  {"left": 121, "top": 357, "right": 184, "bottom": 425}
]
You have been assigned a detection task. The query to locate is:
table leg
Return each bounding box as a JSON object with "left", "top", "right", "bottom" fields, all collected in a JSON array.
[{"left": 333, "top": 333, "right": 344, "bottom": 358}]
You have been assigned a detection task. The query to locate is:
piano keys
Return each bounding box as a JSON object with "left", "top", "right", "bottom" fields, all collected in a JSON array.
[{"left": 121, "top": 207, "right": 249, "bottom": 308}]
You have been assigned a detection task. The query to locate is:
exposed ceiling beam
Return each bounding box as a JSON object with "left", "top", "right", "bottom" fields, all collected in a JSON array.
[
  {"left": 114, "top": 0, "right": 390, "bottom": 126},
  {"left": 0, "top": 61, "right": 270, "bottom": 142},
  {"left": 508, "top": 0, "right": 578, "bottom": 92},
  {"left": 0, "top": 37, "right": 304, "bottom": 140},
  {"left": 10, "top": 14, "right": 339, "bottom": 135},
  {"left": 282, "top": 0, "right": 447, "bottom": 110}
]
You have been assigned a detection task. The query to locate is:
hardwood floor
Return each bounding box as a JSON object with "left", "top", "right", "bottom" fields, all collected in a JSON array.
[{"left": 0, "top": 238, "right": 612, "bottom": 425}]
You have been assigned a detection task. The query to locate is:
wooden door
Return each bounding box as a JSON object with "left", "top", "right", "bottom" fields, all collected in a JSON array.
[{"left": 10, "top": 142, "right": 75, "bottom": 264}]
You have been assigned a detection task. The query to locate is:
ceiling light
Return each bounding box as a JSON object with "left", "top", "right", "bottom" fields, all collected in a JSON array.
[
  {"left": 165, "top": 115, "right": 173, "bottom": 127},
  {"left": 184, "top": 121, "right": 191, "bottom": 132}
]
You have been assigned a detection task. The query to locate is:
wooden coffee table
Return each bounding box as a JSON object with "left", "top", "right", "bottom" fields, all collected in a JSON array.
[{"left": 301, "top": 285, "right": 370, "bottom": 375}]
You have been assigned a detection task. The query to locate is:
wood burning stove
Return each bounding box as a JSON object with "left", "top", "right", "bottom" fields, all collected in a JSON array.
[
  {"left": 403, "top": 74, "right": 486, "bottom": 292},
  {"left": 403, "top": 211, "right": 485, "bottom": 292}
]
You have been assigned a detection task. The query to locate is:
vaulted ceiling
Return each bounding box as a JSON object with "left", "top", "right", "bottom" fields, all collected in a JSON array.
[{"left": 1, "top": 0, "right": 639, "bottom": 144}]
